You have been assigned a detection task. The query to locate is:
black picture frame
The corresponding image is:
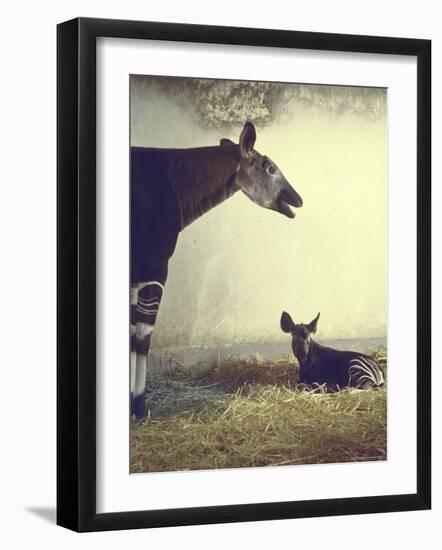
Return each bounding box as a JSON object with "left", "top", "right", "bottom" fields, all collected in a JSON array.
[{"left": 57, "top": 17, "right": 431, "bottom": 532}]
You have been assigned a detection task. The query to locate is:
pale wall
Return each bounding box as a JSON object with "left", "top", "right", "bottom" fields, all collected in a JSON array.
[{"left": 131, "top": 79, "right": 387, "bottom": 345}]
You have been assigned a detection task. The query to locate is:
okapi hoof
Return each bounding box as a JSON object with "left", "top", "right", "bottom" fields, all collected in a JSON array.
[{"left": 132, "top": 393, "right": 146, "bottom": 419}]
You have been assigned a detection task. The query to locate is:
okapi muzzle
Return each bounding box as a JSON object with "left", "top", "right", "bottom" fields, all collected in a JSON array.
[{"left": 233, "top": 122, "right": 303, "bottom": 219}]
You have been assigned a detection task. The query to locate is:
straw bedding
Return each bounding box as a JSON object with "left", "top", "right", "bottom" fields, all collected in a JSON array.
[{"left": 130, "top": 347, "right": 387, "bottom": 473}]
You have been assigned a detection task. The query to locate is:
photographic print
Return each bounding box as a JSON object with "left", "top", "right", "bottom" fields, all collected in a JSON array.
[
  {"left": 57, "top": 18, "right": 430, "bottom": 531},
  {"left": 129, "top": 75, "right": 387, "bottom": 474}
]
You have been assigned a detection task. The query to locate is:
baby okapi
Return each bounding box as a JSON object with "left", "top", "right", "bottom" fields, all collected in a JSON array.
[{"left": 280, "top": 312, "right": 384, "bottom": 390}]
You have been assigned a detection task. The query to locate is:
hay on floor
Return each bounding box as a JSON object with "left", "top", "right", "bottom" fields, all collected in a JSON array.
[{"left": 131, "top": 349, "right": 387, "bottom": 473}]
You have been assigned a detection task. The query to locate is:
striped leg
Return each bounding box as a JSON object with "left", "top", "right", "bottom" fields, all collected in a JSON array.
[
  {"left": 130, "top": 285, "right": 138, "bottom": 405},
  {"left": 348, "top": 356, "right": 385, "bottom": 389},
  {"left": 132, "top": 281, "right": 164, "bottom": 419}
]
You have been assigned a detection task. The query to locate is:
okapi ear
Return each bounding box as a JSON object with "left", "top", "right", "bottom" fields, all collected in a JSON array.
[
  {"left": 239, "top": 121, "right": 256, "bottom": 158},
  {"left": 307, "top": 312, "right": 320, "bottom": 334},
  {"left": 220, "top": 138, "right": 235, "bottom": 146},
  {"left": 280, "top": 311, "right": 295, "bottom": 333}
]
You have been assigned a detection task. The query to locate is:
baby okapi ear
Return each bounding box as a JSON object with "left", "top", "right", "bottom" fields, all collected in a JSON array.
[
  {"left": 307, "top": 312, "right": 320, "bottom": 334},
  {"left": 239, "top": 121, "right": 256, "bottom": 158},
  {"left": 280, "top": 311, "right": 295, "bottom": 333},
  {"left": 220, "top": 138, "right": 235, "bottom": 146}
]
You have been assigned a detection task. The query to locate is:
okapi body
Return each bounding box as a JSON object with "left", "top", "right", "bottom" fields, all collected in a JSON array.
[
  {"left": 130, "top": 122, "right": 303, "bottom": 418},
  {"left": 280, "top": 312, "right": 384, "bottom": 390}
]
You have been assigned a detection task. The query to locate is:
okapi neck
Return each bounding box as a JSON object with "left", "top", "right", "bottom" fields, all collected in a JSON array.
[{"left": 171, "top": 145, "right": 241, "bottom": 229}]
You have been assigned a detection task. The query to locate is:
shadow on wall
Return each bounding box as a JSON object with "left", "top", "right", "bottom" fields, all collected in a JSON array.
[{"left": 25, "top": 507, "right": 56, "bottom": 524}]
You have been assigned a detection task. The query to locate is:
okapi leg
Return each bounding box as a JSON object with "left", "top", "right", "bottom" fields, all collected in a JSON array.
[
  {"left": 132, "top": 281, "right": 164, "bottom": 419},
  {"left": 130, "top": 285, "right": 138, "bottom": 407}
]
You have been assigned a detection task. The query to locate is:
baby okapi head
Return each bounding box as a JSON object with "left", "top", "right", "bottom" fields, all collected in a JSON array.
[
  {"left": 221, "top": 121, "right": 303, "bottom": 218},
  {"left": 280, "top": 311, "right": 320, "bottom": 363}
]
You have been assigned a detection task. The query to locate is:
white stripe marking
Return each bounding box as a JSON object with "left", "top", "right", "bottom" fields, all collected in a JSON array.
[
  {"left": 348, "top": 356, "right": 384, "bottom": 387},
  {"left": 138, "top": 281, "right": 164, "bottom": 291},
  {"left": 135, "top": 323, "right": 155, "bottom": 336},
  {"left": 138, "top": 299, "right": 161, "bottom": 308},
  {"left": 130, "top": 351, "right": 136, "bottom": 394},
  {"left": 138, "top": 295, "right": 161, "bottom": 302},
  {"left": 136, "top": 304, "right": 159, "bottom": 314},
  {"left": 130, "top": 287, "right": 138, "bottom": 305}
]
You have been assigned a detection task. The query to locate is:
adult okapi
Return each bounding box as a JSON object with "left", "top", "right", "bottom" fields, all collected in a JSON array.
[
  {"left": 131, "top": 121, "right": 303, "bottom": 418},
  {"left": 280, "top": 311, "right": 384, "bottom": 390}
]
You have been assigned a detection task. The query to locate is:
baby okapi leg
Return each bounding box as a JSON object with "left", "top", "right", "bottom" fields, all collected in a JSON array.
[{"left": 132, "top": 281, "right": 164, "bottom": 419}]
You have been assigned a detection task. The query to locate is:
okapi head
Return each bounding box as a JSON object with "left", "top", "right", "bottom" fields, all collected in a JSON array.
[
  {"left": 280, "top": 311, "right": 320, "bottom": 362},
  {"left": 221, "top": 122, "right": 303, "bottom": 218}
]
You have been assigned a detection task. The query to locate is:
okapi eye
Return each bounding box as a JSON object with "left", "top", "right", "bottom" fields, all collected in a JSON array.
[{"left": 268, "top": 165, "right": 275, "bottom": 175}]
